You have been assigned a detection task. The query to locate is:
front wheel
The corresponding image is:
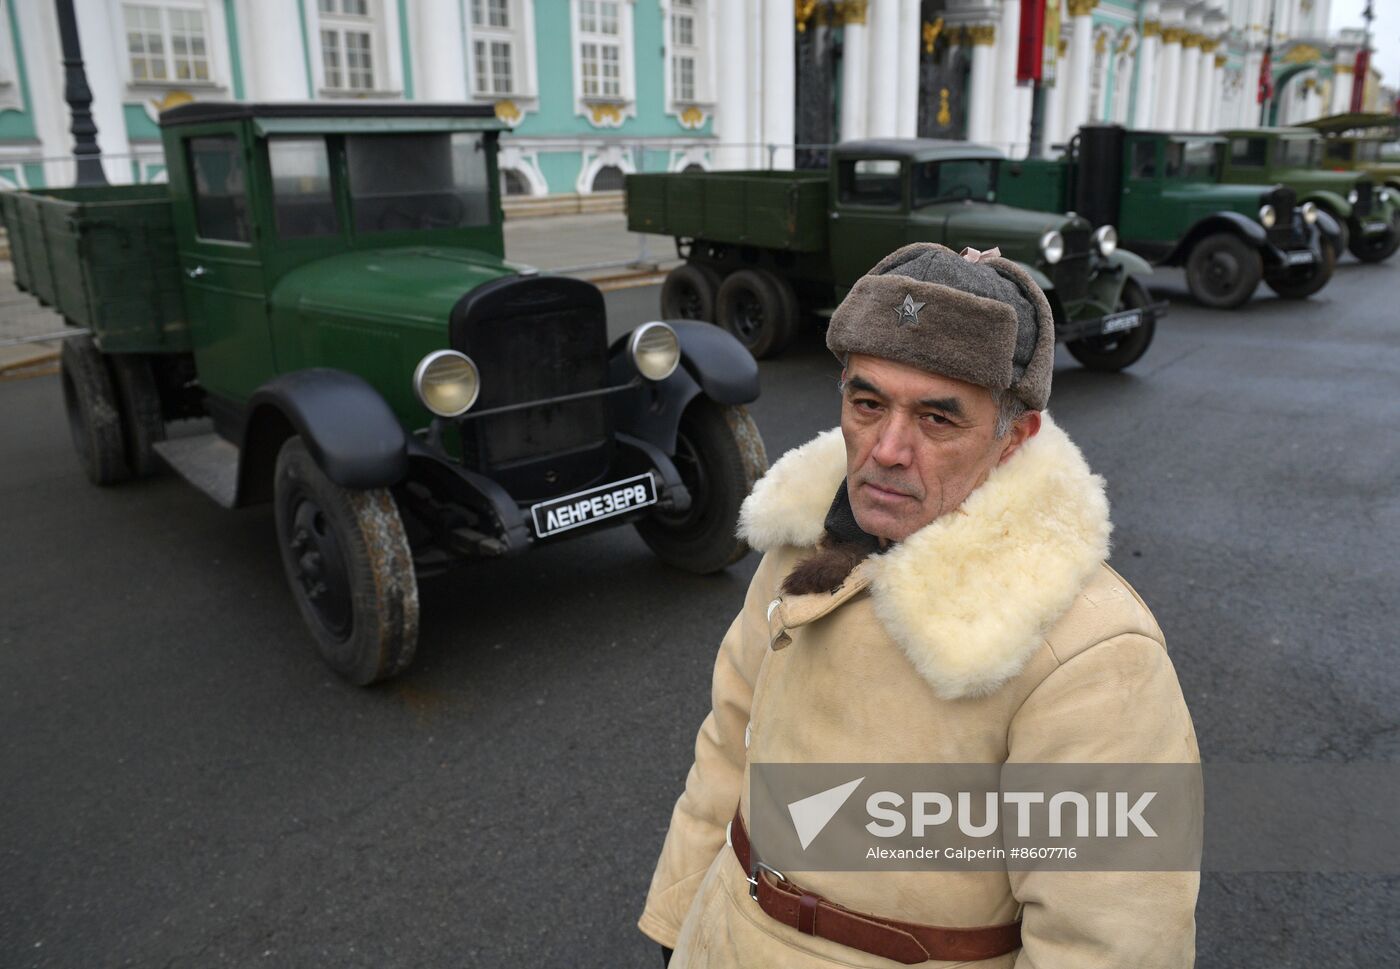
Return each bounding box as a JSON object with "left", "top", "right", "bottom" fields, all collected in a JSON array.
[
  {"left": 636, "top": 401, "right": 768, "bottom": 574},
  {"left": 1184, "top": 232, "right": 1263, "bottom": 309},
  {"left": 1065, "top": 278, "right": 1156, "bottom": 372},
  {"left": 1347, "top": 222, "right": 1400, "bottom": 263},
  {"left": 273, "top": 436, "right": 419, "bottom": 685},
  {"left": 1264, "top": 237, "right": 1336, "bottom": 299}
]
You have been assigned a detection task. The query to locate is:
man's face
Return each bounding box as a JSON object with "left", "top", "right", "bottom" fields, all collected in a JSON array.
[{"left": 840, "top": 353, "right": 1041, "bottom": 542}]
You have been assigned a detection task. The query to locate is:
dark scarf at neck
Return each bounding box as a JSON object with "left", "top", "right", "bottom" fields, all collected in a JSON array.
[{"left": 780, "top": 480, "right": 884, "bottom": 595}]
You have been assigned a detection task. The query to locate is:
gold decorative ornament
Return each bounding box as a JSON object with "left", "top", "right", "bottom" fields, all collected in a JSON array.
[
  {"left": 838, "top": 0, "right": 867, "bottom": 26},
  {"left": 1214, "top": 53, "right": 1227, "bottom": 69},
  {"left": 795, "top": 0, "right": 817, "bottom": 34},
  {"left": 968, "top": 23, "right": 996, "bottom": 46},
  {"left": 946, "top": 26, "right": 964, "bottom": 47},
  {"left": 1161, "top": 26, "right": 1185, "bottom": 44},
  {"left": 494, "top": 99, "right": 522, "bottom": 124},
  {"left": 1199, "top": 38, "right": 1218, "bottom": 54},
  {"left": 680, "top": 105, "right": 705, "bottom": 129},
  {"left": 1058, "top": 36, "right": 1068, "bottom": 57},
  {"left": 1116, "top": 32, "right": 1133, "bottom": 56},
  {"left": 1283, "top": 44, "right": 1323, "bottom": 64},
  {"left": 1066, "top": 0, "right": 1097, "bottom": 16},
  {"left": 1334, "top": 63, "right": 1352, "bottom": 74},
  {"left": 589, "top": 102, "right": 623, "bottom": 126},
  {"left": 923, "top": 17, "right": 943, "bottom": 55},
  {"left": 1142, "top": 19, "right": 1161, "bottom": 39},
  {"left": 151, "top": 90, "right": 195, "bottom": 114},
  {"left": 1094, "top": 32, "right": 1108, "bottom": 56},
  {"left": 1181, "top": 33, "right": 1200, "bottom": 50},
  {"left": 937, "top": 87, "right": 951, "bottom": 127}
]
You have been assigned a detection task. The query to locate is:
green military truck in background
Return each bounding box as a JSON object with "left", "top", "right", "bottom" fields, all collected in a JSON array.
[
  {"left": 1, "top": 102, "right": 768, "bottom": 686},
  {"left": 1216, "top": 126, "right": 1399, "bottom": 263},
  {"left": 1302, "top": 112, "right": 1400, "bottom": 192},
  {"left": 998, "top": 125, "right": 1340, "bottom": 309},
  {"left": 626, "top": 139, "right": 1166, "bottom": 373}
]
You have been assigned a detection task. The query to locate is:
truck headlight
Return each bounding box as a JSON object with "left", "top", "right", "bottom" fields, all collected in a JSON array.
[
  {"left": 1348, "top": 189, "right": 1360, "bottom": 205},
  {"left": 1092, "top": 225, "right": 1118, "bottom": 257},
  {"left": 1039, "top": 229, "right": 1065, "bottom": 265},
  {"left": 1301, "top": 201, "right": 1319, "bottom": 225},
  {"left": 629, "top": 321, "right": 680, "bottom": 381},
  {"left": 413, "top": 349, "right": 480, "bottom": 417},
  {"left": 1258, "top": 204, "right": 1277, "bottom": 229},
  {"left": 1382, "top": 189, "right": 1393, "bottom": 204}
]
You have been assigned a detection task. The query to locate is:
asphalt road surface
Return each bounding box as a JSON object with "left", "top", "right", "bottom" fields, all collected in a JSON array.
[{"left": 2, "top": 261, "right": 1398, "bottom": 968}]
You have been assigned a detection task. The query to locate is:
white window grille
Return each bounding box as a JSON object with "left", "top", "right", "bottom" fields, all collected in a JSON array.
[
  {"left": 320, "top": 0, "right": 377, "bottom": 92},
  {"left": 470, "top": 0, "right": 518, "bottom": 96},
  {"left": 123, "top": 3, "right": 211, "bottom": 83},
  {"left": 578, "top": 1, "right": 622, "bottom": 99},
  {"left": 472, "top": 0, "right": 510, "bottom": 28}
]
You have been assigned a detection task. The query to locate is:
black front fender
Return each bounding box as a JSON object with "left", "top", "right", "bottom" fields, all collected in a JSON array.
[
  {"left": 238, "top": 369, "right": 408, "bottom": 504},
  {"left": 1167, "top": 212, "right": 1268, "bottom": 264}
]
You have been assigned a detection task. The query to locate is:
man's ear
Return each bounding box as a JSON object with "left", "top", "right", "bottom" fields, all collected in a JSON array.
[{"left": 997, "top": 410, "right": 1042, "bottom": 465}]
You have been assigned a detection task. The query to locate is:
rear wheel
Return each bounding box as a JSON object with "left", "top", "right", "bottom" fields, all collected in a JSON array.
[
  {"left": 660, "top": 262, "right": 722, "bottom": 321},
  {"left": 636, "top": 400, "right": 768, "bottom": 574},
  {"left": 1065, "top": 277, "right": 1156, "bottom": 372},
  {"left": 109, "top": 353, "right": 167, "bottom": 478},
  {"left": 716, "top": 269, "right": 790, "bottom": 359},
  {"left": 273, "top": 436, "right": 419, "bottom": 685},
  {"left": 1185, "top": 233, "right": 1262, "bottom": 309},
  {"left": 59, "top": 334, "right": 130, "bottom": 486},
  {"left": 1265, "top": 236, "right": 1336, "bottom": 299}
]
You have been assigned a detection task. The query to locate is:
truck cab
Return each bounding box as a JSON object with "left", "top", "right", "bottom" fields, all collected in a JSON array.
[{"left": 1217, "top": 126, "right": 1399, "bottom": 262}]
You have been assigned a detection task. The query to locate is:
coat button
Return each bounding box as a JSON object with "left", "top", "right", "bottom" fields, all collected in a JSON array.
[
  {"left": 767, "top": 598, "right": 781, "bottom": 621},
  {"left": 744, "top": 723, "right": 752, "bottom": 749}
]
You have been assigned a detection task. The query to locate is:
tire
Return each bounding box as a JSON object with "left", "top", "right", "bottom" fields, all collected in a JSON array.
[
  {"left": 1265, "top": 236, "right": 1336, "bottom": 299},
  {"left": 716, "top": 269, "right": 789, "bottom": 359},
  {"left": 59, "top": 334, "right": 130, "bottom": 486},
  {"left": 660, "top": 262, "right": 722, "bottom": 321},
  {"left": 108, "top": 354, "right": 167, "bottom": 478},
  {"left": 636, "top": 400, "right": 768, "bottom": 574},
  {"left": 1065, "top": 277, "right": 1156, "bottom": 372},
  {"left": 756, "top": 268, "right": 801, "bottom": 356},
  {"left": 1185, "top": 233, "right": 1263, "bottom": 309},
  {"left": 1347, "top": 221, "right": 1400, "bottom": 263},
  {"left": 273, "top": 436, "right": 419, "bottom": 685}
]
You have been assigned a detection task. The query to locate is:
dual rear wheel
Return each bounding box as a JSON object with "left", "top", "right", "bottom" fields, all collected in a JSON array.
[{"left": 661, "top": 262, "right": 800, "bottom": 359}]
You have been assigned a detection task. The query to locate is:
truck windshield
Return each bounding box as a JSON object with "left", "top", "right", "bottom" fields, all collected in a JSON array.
[
  {"left": 346, "top": 132, "right": 492, "bottom": 233},
  {"left": 912, "top": 159, "right": 996, "bottom": 206},
  {"left": 838, "top": 159, "right": 903, "bottom": 207},
  {"left": 1166, "top": 140, "right": 1219, "bottom": 180},
  {"left": 1357, "top": 140, "right": 1384, "bottom": 162},
  {"left": 269, "top": 137, "right": 340, "bottom": 238},
  {"left": 1276, "top": 138, "right": 1319, "bottom": 167}
]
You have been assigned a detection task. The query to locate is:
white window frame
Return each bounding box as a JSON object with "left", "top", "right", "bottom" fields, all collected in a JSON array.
[
  {"left": 0, "top": 0, "right": 23, "bottom": 111},
  {"left": 115, "top": 0, "right": 228, "bottom": 93},
  {"left": 571, "top": 0, "right": 636, "bottom": 126},
  {"left": 469, "top": 0, "right": 516, "bottom": 97},
  {"left": 464, "top": 0, "right": 539, "bottom": 119},
  {"left": 308, "top": 0, "right": 403, "bottom": 99},
  {"left": 660, "top": 0, "right": 714, "bottom": 125}
]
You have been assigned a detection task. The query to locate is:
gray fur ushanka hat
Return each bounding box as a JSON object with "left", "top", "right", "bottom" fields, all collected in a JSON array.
[{"left": 826, "top": 242, "right": 1056, "bottom": 410}]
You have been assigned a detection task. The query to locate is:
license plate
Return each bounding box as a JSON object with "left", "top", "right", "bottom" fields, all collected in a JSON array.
[
  {"left": 1364, "top": 220, "right": 1389, "bottom": 234},
  {"left": 1285, "top": 250, "right": 1315, "bottom": 266},
  {"left": 531, "top": 473, "right": 657, "bottom": 538},
  {"left": 1100, "top": 308, "right": 1143, "bottom": 334}
]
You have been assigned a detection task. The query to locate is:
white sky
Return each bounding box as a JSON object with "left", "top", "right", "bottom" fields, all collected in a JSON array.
[{"left": 1329, "top": 0, "right": 1397, "bottom": 91}]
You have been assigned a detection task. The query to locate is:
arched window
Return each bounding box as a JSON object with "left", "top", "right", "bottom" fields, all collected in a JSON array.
[
  {"left": 592, "top": 165, "right": 625, "bottom": 191},
  {"left": 500, "top": 168, "right": 531, "bottom": 196},
  {"left": 682, "top": 163, "right": 705, "bottom": 173}
]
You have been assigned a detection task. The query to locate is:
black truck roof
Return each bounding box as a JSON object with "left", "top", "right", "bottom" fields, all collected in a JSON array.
[{"left": 159, "top": 101, "right": 499, "bottom": 127}]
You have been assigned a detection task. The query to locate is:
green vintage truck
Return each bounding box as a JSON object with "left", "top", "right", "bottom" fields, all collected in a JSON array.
[
  {"left": 1216, "top": 126, "right": 1399, "bottom": 262},
  {"left": 1302, "top": 112, "right": 1400, "bottom": 192},
  {"left": 1, "top": 102, "right": 769, "bottom": 685},
  {"left": 998, "top": 125, "right": 1340, "bottom": 309},
  {"left": 626, "top": 139, "right": 1165, "bottom": 373}
]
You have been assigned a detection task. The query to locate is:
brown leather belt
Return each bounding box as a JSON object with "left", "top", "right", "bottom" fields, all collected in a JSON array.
[{"left": 729, "top": 807, "right": 1022, "bottom": 965}]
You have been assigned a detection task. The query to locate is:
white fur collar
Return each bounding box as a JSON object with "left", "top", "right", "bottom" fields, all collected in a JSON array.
[{"left": 738, "top": 415, "right": 1111, "bottom": 699}]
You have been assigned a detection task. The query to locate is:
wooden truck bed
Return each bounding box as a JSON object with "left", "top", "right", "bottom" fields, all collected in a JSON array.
[
  {"left": 625, "top": 170, "right": 829, "bottom": 252},
  {"left": 0, "top": 184, "right": 189, "bottom": 354}
]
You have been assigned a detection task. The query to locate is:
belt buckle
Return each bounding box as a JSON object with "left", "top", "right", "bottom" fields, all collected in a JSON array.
[{"left": 748, "top": 861, "right": 787, "bottom": 902}]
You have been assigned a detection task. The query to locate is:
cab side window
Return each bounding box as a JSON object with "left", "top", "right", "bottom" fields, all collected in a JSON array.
[
  {"left": 1230, "top": 137, "right": 1268, "bottom": 167},
  {"left": 1129, "top": 140, "right": 1157, "bottom": 179},
  {"left": 188, "top": 135, "right": 251, "bottom": 243},
  {"left": 269, "top": 137, "right": 342, "bottom": 238},
  {"left": 838, "top": 159, "right": 902, "bottom": 207}
]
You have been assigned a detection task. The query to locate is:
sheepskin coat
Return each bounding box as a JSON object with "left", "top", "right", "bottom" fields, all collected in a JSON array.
[{"left": 638, "top": 415, "right": 1200, "bottom": 969}]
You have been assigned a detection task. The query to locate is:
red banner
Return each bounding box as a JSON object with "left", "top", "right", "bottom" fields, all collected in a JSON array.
[
  {"left": 1257, "top": 47, "right": 1273, "bottom": 105},
  {"left": 1350, "top": 47, "right": 1371, "bottom": 113},
  {"left": 1018, "top": 0, "right": 1047, "bottom": 85}
]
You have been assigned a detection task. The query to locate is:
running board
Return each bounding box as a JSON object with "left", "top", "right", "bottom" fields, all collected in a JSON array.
[{"left": 153, "top": 433, "right": 240, "bottom": 509}]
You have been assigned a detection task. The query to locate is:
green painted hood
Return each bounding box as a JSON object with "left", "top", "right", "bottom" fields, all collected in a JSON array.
[
  {"left": 270, "top": 246, "right": 521, "bottom": 327},
  {"left": 932, "top": 203, "right": 1087, "bottom": 263},
  {"left": 1162, "top": 182, "right": 1275, "bottom": 220}
]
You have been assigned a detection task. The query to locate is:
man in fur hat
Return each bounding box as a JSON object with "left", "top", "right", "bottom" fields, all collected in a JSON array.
[{"left": 638, "top": 243, "right": 1199, "bottom": 968}]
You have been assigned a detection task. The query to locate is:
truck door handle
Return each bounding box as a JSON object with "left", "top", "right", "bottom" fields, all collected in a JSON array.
[{"left": 186, "top": 265, "right": 209, "bottom": 279}]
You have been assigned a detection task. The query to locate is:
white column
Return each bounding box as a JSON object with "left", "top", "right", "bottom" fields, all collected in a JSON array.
[
  {"left": 762, "top": 0, "right": 795, "bottom": 168},
  {"left": 994, "top": 0, "right": 1023, "bottom": 152},
  {"left": 966, "top": 25, "right": 998, "bottom": 146},
  {"left": 1177, "top": 43, "right": 1200, "bottom": 130},
  {"left": 244, "top": 0, "right": 310, "bottom": 99},
  {"left": 13, "top": 1, "right": 69, "bottom": 185},
  {"left": 413, "top": 0, "right": 467, "bottom": 101},
  {"left": 1063, "top": 1, "right": 1095, "bottom": 136},
  {"left": 1330, "top": 58, "right": 1355, "bottom": 115},
  {"left": 867, "top": 0, "right": 900, "bottom": 138},
  {"left": 715, "top": 0, "right": 749, "bottom": 168},
  {"left": 839, "top": 5, "right": 868, "bottom": 143},
  {"left": 1155, "top": 31, "right": 1183, "bottom": 127},
  {"left": 1043, "top": 46, "right": 1066, "bottom": 151},
  {"left": 896, "top": 0, "right": 921, "bottom": 137},
  {"left": 1133, "top": 8, "right": 1162, "bottom": 127},
  {"left": 1194, "top": 43, "right": 1216, "bottom": 129},
  {"left": 73, "top": 0, "right": 132, "bottom": 184}
]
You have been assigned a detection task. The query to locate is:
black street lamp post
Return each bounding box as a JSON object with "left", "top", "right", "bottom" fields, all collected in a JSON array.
[{"left": 54, "top": 0, "right": 107, "bottom": 186}]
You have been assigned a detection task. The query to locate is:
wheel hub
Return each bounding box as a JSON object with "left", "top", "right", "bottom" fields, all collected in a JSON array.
[{"left": 288, "top": 498, "right": 353, "bottom": 640}]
